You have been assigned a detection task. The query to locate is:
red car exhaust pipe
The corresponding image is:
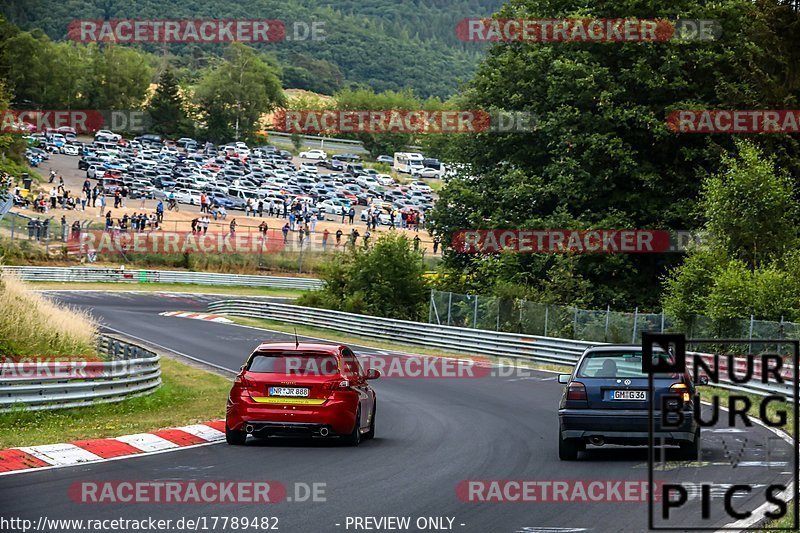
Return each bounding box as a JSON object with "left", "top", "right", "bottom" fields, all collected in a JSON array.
[
  {"left": 319, "top": 427, "right": 329, "bottom": 437},
  {"left": 245, "top": 424, "right": 254, "bottom": 434}
]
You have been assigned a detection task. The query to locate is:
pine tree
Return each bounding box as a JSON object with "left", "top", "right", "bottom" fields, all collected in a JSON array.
[{"left": 147, "top": 68, "right": 193, "bottom": 138}]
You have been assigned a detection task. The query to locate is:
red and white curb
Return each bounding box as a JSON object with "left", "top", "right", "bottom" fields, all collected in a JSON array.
[
  {"left": 159, "top": 311, "right": 232, "bottom": 323},
  {"left": 0, "top": 420, "right": 226, "bottom": 476}
]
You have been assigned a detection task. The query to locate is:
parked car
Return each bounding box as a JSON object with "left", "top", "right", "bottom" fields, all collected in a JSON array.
[
  {"left": 61, "top": 144, "right": 80, "bottom": 156},
  {"left": 412, "top": 167, "right": 442, "bottom": 179},
  {"left": 299, "top": 149, "right": 327, "bottom": 160},
  {"left": 409, "top": 180, "right": 433, "bottom": 193},
  {"left": 300, "top": 163, "right": 319, "bottom": 174}
]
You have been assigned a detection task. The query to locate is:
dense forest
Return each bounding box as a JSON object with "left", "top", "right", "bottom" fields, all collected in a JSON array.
[
  {"left": 428, "top": 0, "right": 800, "bottom": 314},
  {"left": 3, "top": 0, "right": 503, "bottom": 98}
]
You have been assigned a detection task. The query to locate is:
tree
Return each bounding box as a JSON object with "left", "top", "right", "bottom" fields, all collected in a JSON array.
[
  {"left": 147, "top": 67, "right": 194, "bottom": 138},
  {"left": 663, "top": 141, "right": 800, "bottom": 324},
  {"left": 0, "top": 80, "right": 27, "bottom": 183},
  {"left": 297, "top": 233, "right": 428, "bottom": 320},
  {"left": 700, "top": 141, "right": 796, "bottom": 270},
  {"left": 427, "top": 0, "right": 800, "bottom": 308},
  {"left": 334, "top": 88, "right": 419, "bottom": 158},
  {"left": 290, "top": 133, "right": 303, "bottom": 152},
  {"left": 195, "top": 43, "right": 285, "bottom": 143},
  {"left": 83, "top": 44, "right": 153, "bottom": 110},
  {"left": 4, "top": 31, "right": 59, "bottom": 108}
]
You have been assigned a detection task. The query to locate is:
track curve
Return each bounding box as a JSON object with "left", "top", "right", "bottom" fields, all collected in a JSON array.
[{"left": 0, "top": 291, "right": 793, "bottom": 533}]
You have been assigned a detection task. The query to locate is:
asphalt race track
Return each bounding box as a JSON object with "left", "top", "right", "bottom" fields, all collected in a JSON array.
[{"left": 0, "top": 291, "right": 795, "bottom": 533}]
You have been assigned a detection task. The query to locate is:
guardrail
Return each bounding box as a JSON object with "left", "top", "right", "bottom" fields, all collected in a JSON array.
[
  {"left": 0, "top": 194, "right": 12, "bottom": 223},
  {"left": 207, "top": 300, "right": 796, "bottom": 399},
  {"left": 0, "top": 266, "right": 324, "bottom": 290},
  {"left": 0, "top": 334, "right": 161, "bottom": 412},
  {"left": 208, "top": 300, "right": 593, "bottom": 366}
]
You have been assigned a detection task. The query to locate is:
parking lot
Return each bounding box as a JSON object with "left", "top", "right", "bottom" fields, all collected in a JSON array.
[{"left": 21, "top": 133, "right": 440, "bottom": 252}]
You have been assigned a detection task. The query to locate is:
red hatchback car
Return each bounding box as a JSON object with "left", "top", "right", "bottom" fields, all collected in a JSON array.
[{"left": 226, "top": 342, "right": 380, "bottom": 446}]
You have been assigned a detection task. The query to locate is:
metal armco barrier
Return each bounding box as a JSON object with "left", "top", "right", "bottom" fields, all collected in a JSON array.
[
  {"left": 0, "top": 266, "right": 324, "bottom": 290},
  {"left": 0, "top": 335, "right": 161, "bottom": 412},
  {"left": 0, "top": 194, "right": 12, "bottom": 223},
  {"left": 208, "top": 300, "right": 594, "bottom": 366},
  {"left": 207, "top": 300, "right": 797, "bottom": 399}
]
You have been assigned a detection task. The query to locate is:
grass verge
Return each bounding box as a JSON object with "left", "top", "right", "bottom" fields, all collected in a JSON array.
[
  {"left": 27, "top": 281, "right": 306, "bottom": 298},
  {"left": 0, "top": 271, "right": 97, "bottom": 358},
  {"left": 0, "top": 356, "right": 231, "bottom": 448}
]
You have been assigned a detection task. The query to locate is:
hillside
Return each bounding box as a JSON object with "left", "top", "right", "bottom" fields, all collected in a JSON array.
[{"left": 3, "top": 0, "right": 503, "bottom": 98}]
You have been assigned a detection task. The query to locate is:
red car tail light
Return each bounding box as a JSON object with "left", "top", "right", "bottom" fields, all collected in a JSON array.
[
  {"left": 670, "top": 383, "right": 691, "bottom": 403},
  {"left": 323, "top": 379, "right": 351, "bottom": 391},
  {"left": 566, "top": 381, "right": 587, "bottom": 401},
  {"left": 234, "top": 373, "right": 255, "bottom": 390}
]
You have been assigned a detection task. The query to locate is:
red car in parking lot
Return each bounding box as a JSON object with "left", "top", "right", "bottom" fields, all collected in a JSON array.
[{"left": 226, "top": 342, "right": 380, "bottom": 446}]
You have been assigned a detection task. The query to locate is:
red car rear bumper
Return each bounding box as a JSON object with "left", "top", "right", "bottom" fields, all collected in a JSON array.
[{"left": 227, "top": 394, "right": 359, "bottom": 436}]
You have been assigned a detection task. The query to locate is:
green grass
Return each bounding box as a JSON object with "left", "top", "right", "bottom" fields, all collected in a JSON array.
[
  {"left": 27, "top": 281, "right": 306, "bottom": 298},
  {"left": 0, "top": 357, "right": 231, "bottom": 448}
]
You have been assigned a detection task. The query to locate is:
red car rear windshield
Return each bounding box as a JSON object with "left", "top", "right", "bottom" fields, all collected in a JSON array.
[
  {"left": 247, "top": 351, "right": 339, "bottom": 376},
  {"left": 575, "top": 351, "right": 677, "bottom": 379}
]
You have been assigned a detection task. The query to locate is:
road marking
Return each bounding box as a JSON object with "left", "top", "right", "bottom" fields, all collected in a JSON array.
[
  {"left": 0, "top": 420, "right": 226, "bottom": 477},
  {"left": 17, "top": 443, "right": 103, "bottom": 466},
  {"left": 159, "top": 311, "right": 232, "bottom": 323},
  {"left": 114, "top": 433, "right": 180, "bottom": 452}
]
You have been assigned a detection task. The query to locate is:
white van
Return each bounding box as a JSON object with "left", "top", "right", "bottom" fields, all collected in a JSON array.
[{"left": 393, "top": 152, "right": 425, "bottom": 174}]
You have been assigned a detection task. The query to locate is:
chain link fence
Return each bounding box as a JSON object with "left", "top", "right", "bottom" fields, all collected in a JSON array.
[{"left": 428, "top": 290, "right": 800, "bottom": 344}]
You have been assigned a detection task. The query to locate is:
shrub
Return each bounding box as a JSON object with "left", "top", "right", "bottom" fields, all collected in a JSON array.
[{"left": 297, "top": 232, "right": 427, "bottom": 320}]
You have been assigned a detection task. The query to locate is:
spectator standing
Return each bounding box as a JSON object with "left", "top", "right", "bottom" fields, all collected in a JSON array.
[{"left": 322, "top": 228, "right": 329, "bottom": 251}]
